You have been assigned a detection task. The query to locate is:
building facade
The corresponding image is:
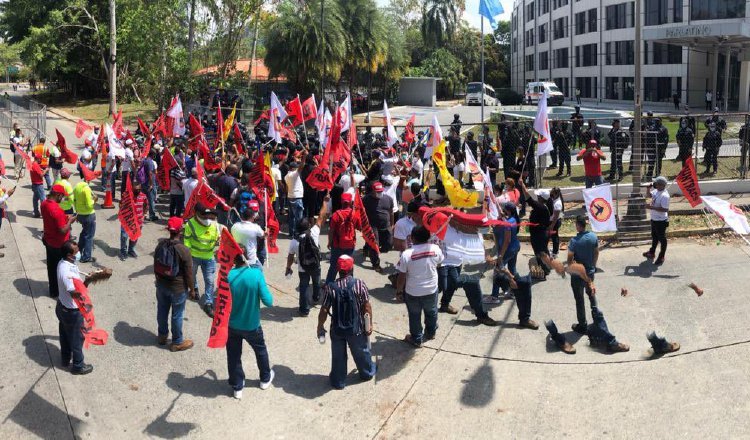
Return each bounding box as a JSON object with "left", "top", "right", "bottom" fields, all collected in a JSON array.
[{"left": 510, "top": 0, "right": 750, "bottom": 111}]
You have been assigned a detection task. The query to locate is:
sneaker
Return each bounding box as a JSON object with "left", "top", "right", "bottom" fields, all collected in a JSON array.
[
  {"left": 557, "top": 341, "right": 576, "bottom": 354},
  {"left": 424, "top": 333, "right": 436, "bottom": 341},
  {"left": 203, "top": 304, "right": 214, "bottom": 318},
  {"left": 71, "top": 364, "right": 94, "bottom": 375},
  {"left": 80, "top": 257, "right": 97, "bottom": 263},
  {"left": 233, "top": 389, "right": 243, "bottom": 400},
  {"left": 260, "top": 369, "right": 275, "bottom": 390},
  {"left": 482, "top": 295, "right": 502, "bottom": 304},
  {"left": 571, "top": 323, "right": 588, "bottom": 335},
  {"left": 127, "top": 250, "right": 138, "bottom": 258},
  {"left": 642, "top": 251, "right": 655, "bottom": 259},
  {"left": 119, "top": 254, "right": 127, "bottom": 261},
  {"left": 0, "top": 244, "right": 5, "bottom": 249},
  {"left": 33, "top": 213, "right": 41, "bottom": 218},
  {"left": 299, "top": 310, "right": 310, "bottom": 317},
  {"left": 607, "top": 342, "right": 630, "bottom": 353},
  {"left": 654, "top": 256, "right": 665, "bottom": 265},
  {"left": 404, "top": 334, "right": 422, "bottom": 348},
  {"left": 655, "top": 341, "right": 680, "bottom": 354},
  {"left": 477, "top": 316, "right": 500, "bottom": 326},
  {"left": 502, "top": 291, "right": 515, "bottom": 300},
  {"left": 157, "top": 335, "right": 168, "bottom": 346},
  {"left": 439, "top": 304, "right": 458, "bottom": 314},
  {"left": 61, "top": 359, "right": 70, "bottom": 368},
  {"left": 519, "top": 319, "right": 539, "bottom": 330},
  {"left": 170, "top": 339, "right": 194, "bottom": 352}
]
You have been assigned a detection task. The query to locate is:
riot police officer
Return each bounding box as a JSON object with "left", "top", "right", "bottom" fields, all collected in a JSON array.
[
  {"left": 702, "top": 121, "right": 722, "bottom": 175},
  {"left": 555, "top": 121, "right": 573, "bottom": 177},
  {"left": 570, "top": 106, "right": 584, "bottom": 149},
  {"left": 607, "top": 119, "right": 629, "bottom": 181},
  {"left": 501, "top": 124, "right": 519, "bottom": 179},
  {"left": 739, "top": 120, "right": 750, "bottom": 174},
  {"left": 548, "top": 121, "right": 559, "bottom": 169},
  {"left": 653, "top": 118, "right": 669, "bottom": 176},
  {"left": 675, "top": 118, "right": 695, "bottom": 166}
]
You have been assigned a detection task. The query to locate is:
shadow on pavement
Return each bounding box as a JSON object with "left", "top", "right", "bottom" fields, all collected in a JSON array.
[
  {"left": 262, "top": 306, "right": 296, "bottom": 323},
  {"left": 13, "top": 276, "right": 46, "bottom": 297},
  {"left": 143, "top": 395, "right": 198, "bottom": 439},
  {"left": 460, "top": 363, "right": 495, "bottom": 408},
  {"left": 623, "top": 260, "right": 680, "bottom": 279},
  {"left": 23, "top": 334, "right": 59, "bottom": 368},
  {"left": 22, "top": 224, "right": 43, "bottom": 241},
  {"left": 128, "top": 264, "right": 153, "bottom": 279},
  {"left": 7, "top": 372, "right": 83, "bottom": 439},
  {"left": 93, "top": 238, "right": 120, "bottom": 258},
  {"left": 113, "top": 321, "right": 158, "bottom": 347},
  {"left": 367, "top": 286, "right": 399, "bottom": 304},
  {"left": 273, "top": 365, "right": 331, "bottom": 399},
  {"left": 371, "top": 335, "right": 416, "bottom": 382},
  {"left": 165, "top": 370, "right": 225, "bottom": 398}
]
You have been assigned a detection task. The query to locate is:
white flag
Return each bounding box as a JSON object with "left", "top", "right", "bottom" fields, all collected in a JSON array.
[
  {"left": 317, "top": 109, "right": 332, "bottom": 146},
  {"left": 533, "top": 91, "right": 553, "bottom": 156},
  {"left": 270, "top": 91, "right": 288, "bottom": 121},
  {"left": 701, "top": 196, "right": 750, "bottom": 235},
  {"left": 582, "top": 184, "right": 617, "bottom": 232},
  {"left": 167, "top": 95, "right": 186, "bottom": 136},
  {"left": 383, "top": 100, "right": 398, "bottom": 147},
  {"left": 105, "top": 124, "right": 125, "bottom": 158},
  {"left": 425, "top": 115, "right": 443, "bottom": 158},
  {"left": 268, "top": 93, "right": 285, "bottom": 143},
  {"left": 464, "top": 143, "right": 486, "bottom": 186},
  {"left": 338, "top": 93, "right": 352, "bottom": 133}
]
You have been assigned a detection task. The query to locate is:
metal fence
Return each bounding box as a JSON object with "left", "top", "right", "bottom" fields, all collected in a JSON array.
[
  {"left": 0, "top": 96, "right": 47, "bottom": 145},
  {"left": 184, "top": 103, "right": 256, "bottom": 125}
]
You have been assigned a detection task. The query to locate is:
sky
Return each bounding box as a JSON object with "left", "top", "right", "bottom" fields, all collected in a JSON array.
[{"left": 375, "top": 0, "right": 512, "bottom": 34}]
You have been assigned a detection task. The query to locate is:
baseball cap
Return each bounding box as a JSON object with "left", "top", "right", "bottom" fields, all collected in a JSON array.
[
  {"left": 60, "top": 168, "right": 72, "bottom": 178},
  {"left": 167, "top": 217, "right": 184, "bottom": 231},
  {"left": 372, "top": 182, "right": 384, "bottom": 192},
  {"left": 341, "top": 192, "right": 353, "bottom": 204},
  {"left": 125, "top": 139, "right": 133, "bottom": 146},
  {"left": 535, "top": 189, "right": 551, "bottom": 200},
  {"left": 337, "top": 255, "right": 354, "bottom": 272},
  {"left": 248, "top": 199, "right": 260, "bottom": 212},
  {"left": 588, "top": 139, "right": 598, "bottom": 147},
  {"left": 51, "top": 184, "right": 69, "bottom": 196},
  {"left": 195, "top": 204, "right": 217, "bottom": 216},
  {"left": 653, "top": 176, "right": 668, "bottom": 185}
]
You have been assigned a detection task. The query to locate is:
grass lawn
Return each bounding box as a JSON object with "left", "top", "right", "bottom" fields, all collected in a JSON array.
[
  {"left": 31, "top": 91, "right": 158, "bottom": 125},
  {"left": 517, "top": 212, "right": 712, "bottom": 237}
]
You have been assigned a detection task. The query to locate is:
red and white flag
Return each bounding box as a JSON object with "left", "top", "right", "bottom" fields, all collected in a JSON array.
[
  {"left": 286, "top": 95, "right": 305, "bottom": 127},
  {"left": 425, "top": 115, "right": 442, "bottom": 158},
  {"left": 166, "top": 95, "right": 186, "bottom": 136},
  {"left": 383, "top": 100, "right": 398, "bottom": 148},
  {"left": 301, "top": 94, "right": 318, "bottom": 122},
  {"left": 533, "top": 91, "right": 553, "bottom": 156},
  {"left": 338, "top": 93, "right": 352, "bottom": 133},
  {"left": 270, "top": 91, "right": 288, "bottom": 121},
  {"left": 701, "top": 196, "right": 750, "bottom": 235}
]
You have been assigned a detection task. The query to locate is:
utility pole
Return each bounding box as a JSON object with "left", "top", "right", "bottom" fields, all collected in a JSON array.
[
  {"left": 187, "top": 0, "right": 196, "bottom": 72},
  {"left": 248, "top": 7, "right": 261, "bottom": 89},
  {"left": 319, "top": 0, "right": 325, "bottom": 102},
  {"left": 108, "top": 0, "right": 117, "bottom": 116}
]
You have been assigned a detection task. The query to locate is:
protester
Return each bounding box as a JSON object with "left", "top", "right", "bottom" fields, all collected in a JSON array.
[
  {"left": 54, "top": 168, "right": 75, "bottom": 215},
  {"left": 32, "top": 136, "right": 52, "bottom": 189},
  {"left": 317, "top": 255, "right": 376, "bottom": 390},
  {"left": 607, "top": 119, "right": 628, "bottom": 182},
  {"left": 142, "top": 150, "right": 159, "bottom": 221},
  {"left": 0, "top": 183, "right": 16, "bottom": 257},
  {"left": 492, "top": 267, "right": 539, "bottom": 330},
  {"left": 547, "top": 187, "right": 564, "bottom": 258},
  {"left": 518, "top": 181, "right": 552, "bottom": 277},
  {"left": 231, "top": 199, "right": 265, "bottom": 268},
  {"left": 326, "top": 192, "right": 361, "bottom": 283},
  {"left": 362, "top": 181, "right": 393, "bottom": 273},
  {"left": 73, "top": 177, "right": 98, "bottom": 263},
  {"left": 11, "top": 127, "right": 26, "bottom": 179},
  {"left": 285, "top": 161, "right": 304, "bottom": 235},
  {"left": 154, "top": 217, "right": 195, "bottom": 351},
  {"left": 42, "top": 184, "right": 76, "bottom": 298},
  {"left": 227, "top": 254, "right": 274, "bottom": 399},
  {"left": 120, "top": 140, "right": 135, "bottom": 196},
  {"left": 182, "top": 168, "right": 199, "bottom": 210},
  {"left": 120, "top": 182, "right": 148, "bottom": 260},
  {"left": 486, "top": 201, "right": 521, "bottom": 303},
  {"left": 30, "top": 156, "right": 47, "bottom": 218},
  {"left": 184, "top": 204, "right": 221, "bottom": 317},
  {"left": 169, "top": 162, "right": 186, "bottom": 218},
  {"left": 576, "top": 139, "right": 606, "bottom": 188},
  {"left": 55, "top": 240, "right": 93, "bottom": 374},
  {"left": 643, "top": 176, "right": 670, "bottom": 265},
  {"left": 396, "top": 225, "right": 444, "bottom": 348}
]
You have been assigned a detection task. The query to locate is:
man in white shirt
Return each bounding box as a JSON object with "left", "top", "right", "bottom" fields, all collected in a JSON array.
[
  {"left": 231, "top": 200, "right": 265, "bottom": 268},
  {"left": 285, "top": 161, "right": 305, "bottom": 236},
  {"left": 285, "top": 197, "right": 328, "bottom": 316},
  {"left": 643, "top": 176, "right": 670, "bottom": 265},
  {"left": 56, "top": 240, "right": 94, "bottom": 375},
  {"left": 11, "top": 127, "right": 26, "bottom": 178},
  {"left": 87, "top": 127, "right": 100, "bottom": 150},
  {"left": 396, "top": 225, "right": 444, "bottom": 348},
  {"left": 392, "top": 202, "right": 419, "bottom": 252},
  {"left": 120, "top": 140, "right": 135, "bottom": 196},
  {"left": 182, "top": 168, "right": 199, "bottom": 208}
]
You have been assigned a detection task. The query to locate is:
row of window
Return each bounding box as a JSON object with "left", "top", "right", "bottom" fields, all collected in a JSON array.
[
  {"left": 516, "top": 76, "right": 681, "bottom": 102},
  {"left": 574, "top": 8, "right": 597, "bottom": 35},
  {"left": 524, "top": 42, "right": 683, "bottom": 71}
]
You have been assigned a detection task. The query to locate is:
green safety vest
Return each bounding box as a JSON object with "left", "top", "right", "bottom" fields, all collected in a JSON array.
[
  {"left": 184, "top": 218, "right": 220, "bottom": 259},
  {"left": 54, "top": 179, "right": 75, "bottom": 211}
]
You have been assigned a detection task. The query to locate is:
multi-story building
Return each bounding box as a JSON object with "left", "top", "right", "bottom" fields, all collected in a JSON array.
[{"left": 510, "top": 0, "right": 750, "bottom": 111}]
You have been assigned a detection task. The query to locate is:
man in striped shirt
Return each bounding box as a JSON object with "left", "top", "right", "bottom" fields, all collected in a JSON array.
[
  {"left": 317, "top": 255, "right": 376, "bottom": 390},
  {"left": 120, "top": 182, "right": 148, "bottom": 260}
]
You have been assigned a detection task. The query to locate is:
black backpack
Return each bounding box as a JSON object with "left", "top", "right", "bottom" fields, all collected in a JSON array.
[
  {"left": 331, "top": 278, "right": 361, "bottom": 336},
  {"left": 298, "top": 231, "right": 320, "bottom": 272},
  {"left": 154, "top": 240, "right": 181, "bottom": 279}
]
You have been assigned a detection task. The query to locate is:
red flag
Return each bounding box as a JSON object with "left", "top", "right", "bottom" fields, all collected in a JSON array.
[
  {"left": 188, "top": 114, "right": 205, "bottom": 152},
  {"left": 157, "top": 147, "right": 178, "bottom": 191},
  {"left": 215, "top": 105, "right": 224, "bottom": 149},
  {"left": 19, "top": 147, "right": 33, "bottom": 171},
  {"left": 265, "top": 193, "right": 280, "bottom": 253},
  {"left": 0, "top": 158, "right": 5, "bottom": 176},
  {"left": 118, "top": 175, "right": 142, "bottom": 241},
  {"left": 286, "top": 96, "right": 304, "bottom": 127},
  {"left": 301, "top": 96, "right": 317, "bottom": 122},
  {"left": 195, "top": 160, "right": 206, "bottom": 181},
  {"left": 247, "top": 152, "right": 274, "bottom": 194},
  {"left": 330, "top": 138, "right": 352, "bottom": 183},
  {"left": 75, "top": 119, "right": 94, "bottom": 138},
  {"left": 676, "top": 157, "right": 702, "bottom": 207},
  {"left": 354, "top": 191, "right": 379, "bottom": 254},
  {"left": 136, "top": 118, "right": 153, "bottom": 158},
  {"left": 112, "top": 109, "right": 124, "bottom": 137},
  {"left": 405, "top": 114, "right": 416, "bottom": 144},
  {"left": 152, "top": 114, "right": 167, "bottom": 139},
  {"left": 233, "top": 123, "right": 245, "bottom": 156},
  {"left": 96, "top": 124, "right": 106, "bottom": 154},
  {"left": 183, "top": 180, "right": 229, "bottom": 219},
  {"left": 78, "top": 160, "right": 101, "bottom": 182},
  {"left": 70, "top": 278, "right": 109, "bottom": 348},
  {"left": 55, "top": 129, "right": 78, "bottom": 164},
  {"left": 326, "top": 104, "right": 342, "bottom": 151},
  {"left": 207, "top": 228, "right": 244, "bottom": 348},
  {"left": 253, "top": 109, "right": 270, "bottom": 126},
  {"left": 200, "top": 143, "right": 223, "bottom": 172},
  {"left": 137, "top": 117, "right": 151, "bottom": 138},
  {"left": 347, "top": 121, "right": 358, "bottom": 149}
]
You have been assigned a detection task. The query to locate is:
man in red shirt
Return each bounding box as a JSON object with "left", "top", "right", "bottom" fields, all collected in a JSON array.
[
  {"left": 326, "top": 192, "right": 361, "bottom": 283},
  {"left": 576, "top": 139, "right": 607, "bottom": 188},
  {"left": 41, "top": 184, "right": 77, "bottom": 298},
  {"left": 30, "top": 157, "right": 47, "bottom": 217}
]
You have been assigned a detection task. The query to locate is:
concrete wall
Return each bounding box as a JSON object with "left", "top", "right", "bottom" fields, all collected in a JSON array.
[
  {"left": 556, "top": 179, "right": 750, "bottom": 202},
  {"left": 398, "top": 78, "right": 437, "bottom": 107}
]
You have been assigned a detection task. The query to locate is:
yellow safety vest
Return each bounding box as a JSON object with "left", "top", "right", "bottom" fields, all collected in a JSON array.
[
  {"left": 54, "top": 179, "right": 75, "bottom": 211},
  {"left": 184, "top": 218, "right": 220, "bottom": 260}
]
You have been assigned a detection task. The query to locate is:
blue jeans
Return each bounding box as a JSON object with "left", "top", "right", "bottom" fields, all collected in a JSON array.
[
  {"left": 156, "top": 285, "right": 187, "bottom": 344},
  {"left": 491, "top": 250, "right": 519, "bottom": 297},
  {"left": 585, "top": 175, "right": 604, "bottom": 188},
  {"left": 588, "top": 306, "right": 619, "bottom": 347},
  {"left": 145, "top": 185, "right": 157, "bottom": 219},
  {"left": 404, "top": 291, "right": 439, "bottom": 344},
  {"left": 571, "top": 274, "right": 599, "bottom": 326},
  {"left": 32, "top": 183, "right": 46, "bottom": 215},
  {"left": 298, "top": 269, "right": 321, "bottom": 314},
  {"left": 120, "top": 227, "right": 138, "bottom": 257},
  {"left": 55, "top": 302, "right": 85, "bottom": 369},
  {"left": 193, "top": 256, "right": 217, "bottom": 305},
  {"left": 226, "top": 326, "right": 271, "bottom": 391},
  {"left": 330, "top": 331, "right": 376, "bottom": 389},
  {"left": 326, "top": 248, "right": 354, "bottom": 283},
  {"left": 77, "top": 213, "right": 96, "bottom": 261},
  {"left": 287, "top": 198, "right": 304, "bottom": 235},
  {"left": 438, "top": 265, "right": 487, "bottom": 318},
  {"left": 44, "top": 172, "right": 52, "bottom": 189},
  {"left": 169, "top": 194, "right": 184, "bottom": 217}
]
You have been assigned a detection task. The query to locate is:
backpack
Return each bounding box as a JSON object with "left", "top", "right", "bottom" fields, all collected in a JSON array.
[
  {"left": 297, "top": 231, "right": 320, "bottom": 272},
  {"left": 154, "top": 240, "right": 181, "bottom": 279},
  {"left": 136, "top": 161, "right": 148, "bottom": 185},
  {"left": 330, "top": 278, "right": 361, "bottom": 336}
]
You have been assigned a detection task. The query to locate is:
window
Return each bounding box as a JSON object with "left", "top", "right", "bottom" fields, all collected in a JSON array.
[
  {"left": 512, "top": 38, "right": 517, "bottom": 53},
  {"left": 575, "top": 11, "right": 586, "bottom": 35},
  {"left": 552, "top": 0, "right": 569, "bottom": 10},
  {"left": 691, "top": 0, "right": 745, "bottom": 20},
  {"left": 674, "top": 0, "right": 683, "bottom": 22},
  {"left": 575, "top": 77, "right": 597, "bottom": 98},
  {"left": 525, "top": 29, "right": 535, "bottom": 47},
  {"left": 539, "top": 24, "right": 547, "bottom": 44},
  {"left": 644, "top": 77, "right": 676, "bottom": 102},
  {"left": 605, "top": 77, "right": 619, "bottom": 100},
  {"left": 645, "top": 42, "right": 682, "bottom": 64},
  {"left": 553, "top": 48, "right": 569, "bottom": 68},
  {"left": 538, "top": 0, "right": 550, "bottom": 15},
  {"left": 588, "top": 8, "right": 597, "bottom": 32},
  {"left": 645, "top": 0, "right": 668, "bottom": 25},
  {"left": 575, "top": 43, "right": 598, "bottom": 67},
  {"left": 553, "top": 17, "right": 568, "bottom": 39},
  {"left": 553, "top": 77, "right": 569, "bottom": 96},
  {"left": 606, "top": 2, "right": 635, "bottom": 30},
  {"left": 539, "top": 51, "right": 549, "bottom": 70},
  {"left": 525, "top": 54, "right": 535, "bottom": 72},
  {"left": 526, "top": 1, "right": 535, "bottom": 21},
  {"left": 606, "top": 40, "right": 634, "bottom": 65}
]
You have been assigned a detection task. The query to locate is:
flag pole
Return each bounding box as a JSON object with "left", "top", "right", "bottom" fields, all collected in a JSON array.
[
  {"left": 480, "top": 16, "right": 485, "bottom": 137},
  {"left": 264, "top": 187, "right": 269, "bottom": 268}
]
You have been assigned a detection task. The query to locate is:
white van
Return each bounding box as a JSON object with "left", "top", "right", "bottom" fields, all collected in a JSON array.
[{"left": 524, "top": 82, "right": 565, "bottom": 106}]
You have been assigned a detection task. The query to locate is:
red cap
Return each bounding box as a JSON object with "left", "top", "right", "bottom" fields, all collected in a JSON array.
[
  {"left": 341, "top": 192, "right": 353, "bottom": 204},
  {"left": 167, "top": 217, "right": 184, "bottom": 232},
  {"left": 372, "top": 182, "right": 384, "bottom": 192},
  {"left": 248, "top": 199, "right": 260, "bottom": 212},
  {"left": 337, "top": 255, "right": 354, "bottom": 271},
  {"left": 50, "top": 184, "right": 69, "bottom": 196},
  {"left": 588, "top": 139, "right": 598, "bottom": 147}
]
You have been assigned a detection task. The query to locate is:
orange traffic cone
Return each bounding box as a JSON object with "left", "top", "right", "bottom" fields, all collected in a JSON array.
[{"left": 102, "top": 183, "right": 115, "bottom": 209}]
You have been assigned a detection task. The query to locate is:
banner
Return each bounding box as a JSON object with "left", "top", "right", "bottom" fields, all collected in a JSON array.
[
  {"left": 118, "top": 175, "right": 142, "bottom": 241},
  {"left": 106, "top": 124, "right": 125, "bottom": 158},
  {"left": 701, "top": 195, "right": 750, "bottom": 235},
  {"left": 233, "top": 123, "right": 245, "bottom": 156},
  {"left": 354, "top": 191, "right": 379, "bottom": 254},
  {"left": 307, "top": 110, "right": 345, "bottom": 191},
  {"left": 676, "top": 157, "right": 701, "bottom": 207},
  {"left": 75, "top": 119, "right": 94, "bottom": 138},
  {"left": 301, "top": 94, "right": 317, "bottom": 122},
  {"left": 157, "top": 147, "right": 178, "bottom": 191},
  {"left": 253, "top": 187, "right": 280, "bottom": 253},
  {"left": 55, "top": 129, "right": 78, "bottom": 164},
  {"left": 464, "top": 143, "right": 486, "bottom": 184},
  {"left": 183, "top": 180, "right": 229, "bottom": 220},
  {"left": 18, "top": 146, "right": 33, "bottom": 170},
  {"left": 247, "top": 151, "right": 275, "bottom": 196},
  {"left": 207, "top": 227, "right": 244, "bottom": 348},
  {"left": 167, "top": 95, "right": 186, "bottom": 137},
  {"left": 582, "top": 184, "right": 617, "bottom": 232},
  {"left": 432, "top": 141, "right": 479, "bottom": 208},
  {"left": 137, "top": 117, "right": 152, "bottom": 157},
  {"left": 111, "top": 109, "right": 125, "bottom": 138},
  {"left": 533, "top": 91, "right": 553, "bottom": 156},
  {"left": 286, "top": 96, "right": 304, "bottom": 127},
  {"left": 71, "top": 278, "right": 109, "bottom": 348}
]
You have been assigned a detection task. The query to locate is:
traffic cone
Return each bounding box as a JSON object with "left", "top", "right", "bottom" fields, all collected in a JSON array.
[{"left": 102, "top": 181, "right": 115, "bottom": 209}]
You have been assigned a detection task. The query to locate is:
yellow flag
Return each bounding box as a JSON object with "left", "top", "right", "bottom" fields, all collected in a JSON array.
[
  {"left": 223, "top": 103, "right": 236, "bottom": 142},
  {"left": 432, "top": 141, "right": 479, "bottom": 208},
  {"left": 264, "top": 151, "right": 276, "bottom": 202}
]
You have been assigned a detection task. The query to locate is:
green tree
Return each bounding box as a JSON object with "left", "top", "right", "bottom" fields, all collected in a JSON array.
[
  {"left": 421, "top": 0, "right": 461, "bottom": 49},
  {"left": 336, "top": 0, "right": 387, "bottom": 95},
  {"left": 410, "top": 48, "right": 465, "bottom": 98}
]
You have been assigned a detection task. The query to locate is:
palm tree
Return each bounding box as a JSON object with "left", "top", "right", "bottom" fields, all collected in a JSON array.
[
  {"left": 421, "top": 0, "right": 461, "bottom": 49},
  {"left": 336, "top": 0, "right": 387, "bottom": 96}
]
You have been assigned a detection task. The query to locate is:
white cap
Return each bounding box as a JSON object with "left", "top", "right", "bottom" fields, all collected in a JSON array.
[
  {"left": 125, "top": 139, "right": 133, "bottom": 146},
  {"left": 535, "top": 189, "right": 551, "bottom": 200},
  {"left": 81, "top": 150, "right": 92, "bottom": 160}
]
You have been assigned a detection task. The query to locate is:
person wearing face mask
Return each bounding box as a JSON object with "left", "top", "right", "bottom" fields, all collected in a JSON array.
[
  {"left": 679, "top": 105, "right": 696, "bottom": 133},
  {"left": 55, "top": 240, "right": 94, "bottom": 374},
  {"left": 607, "top": 119, "right": 628, "bottom": 182},
  {"left": 650, "top": 119, "right": 669, "bottom": 177},
  {"left": 675, "top": 118, "right": 695, "bottom": 166},
  {"left": 702, "top": 122, "right": 722, "bottom": 175},
  {"left": 119, "top": 182, "right": 148, "bottom": 260},
  {"left": 42, "top": 184, "right": 77, "bottom": 298},
  {"left": 184, "top": 204, "right": 222, "bottom": 317}
]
